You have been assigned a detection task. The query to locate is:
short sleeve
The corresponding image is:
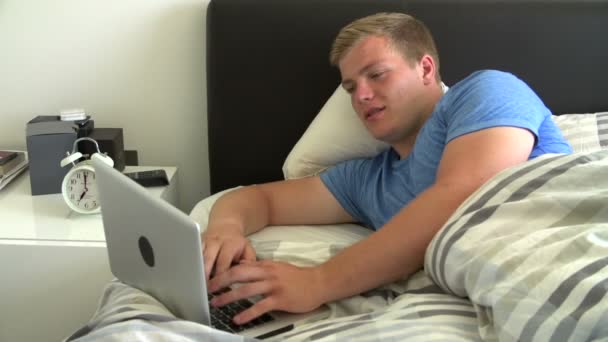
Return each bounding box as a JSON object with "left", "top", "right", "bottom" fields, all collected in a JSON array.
[
  {"left": 442, "top": 70, "right": 550, "bottom": 145},
  {"left": 320, "top": 159, "right": 371, "bottom": 227}
]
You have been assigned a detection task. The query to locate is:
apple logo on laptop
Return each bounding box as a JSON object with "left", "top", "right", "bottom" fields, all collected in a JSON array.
[{"left": 138, "top": 236, "right": 155, "bottom": 267}]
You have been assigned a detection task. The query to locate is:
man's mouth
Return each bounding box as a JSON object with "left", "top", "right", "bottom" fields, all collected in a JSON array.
[{"left": 365, "top": 107, "right": 386, "bottom": 120}]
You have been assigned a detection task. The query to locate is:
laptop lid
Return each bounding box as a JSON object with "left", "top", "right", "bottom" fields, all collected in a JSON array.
[{"left": 92, "top": 155, "right": 211, "bottom": 326}]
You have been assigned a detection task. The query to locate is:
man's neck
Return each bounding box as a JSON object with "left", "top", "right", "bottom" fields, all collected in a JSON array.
[{"left": 392, "top": 81, "right": 444, "bottom": 159}]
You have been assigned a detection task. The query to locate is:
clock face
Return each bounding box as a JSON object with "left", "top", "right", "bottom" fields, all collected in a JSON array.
[{"left": 63, "top": 167, "right": 100, "bottom": 213}]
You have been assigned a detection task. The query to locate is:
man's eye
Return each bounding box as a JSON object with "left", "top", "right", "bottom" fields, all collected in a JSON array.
[
  {"left": 370, "top": 71, "right": 386, "bottom": 80},
  {"left": 343, "top": 85, "right": 354, "bottom": 94},
  {"left": 371, "top": 72, "right": 382, "bottom": 79}
]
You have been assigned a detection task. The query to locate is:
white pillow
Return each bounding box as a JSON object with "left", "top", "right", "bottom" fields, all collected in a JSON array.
[
  {"left": 282, "top": 82, "right": 606, "bottom": 179},
  {"left": 281, "top": 86, "right": 388, "bottom": 179}
]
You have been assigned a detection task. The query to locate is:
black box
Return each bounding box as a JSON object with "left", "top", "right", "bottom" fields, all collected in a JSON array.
[
  {"left": 79, "top": 128, "right": 125, "bottom": 171},
  {"left": 26, "top": 116, "right": 93, "bottom": 195}
]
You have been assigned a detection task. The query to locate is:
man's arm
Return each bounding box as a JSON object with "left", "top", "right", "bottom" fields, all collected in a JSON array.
[
  {"left": 314, "top": 126, "right": 535, "bottom": 301},
  {"left": 209, "top": 126, "right": 535, "bottom": 323},
  {"left": 203, "top": 176, "right": 355, "bottom": 278}
]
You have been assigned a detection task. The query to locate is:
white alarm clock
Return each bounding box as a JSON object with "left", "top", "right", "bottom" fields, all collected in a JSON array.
[{"left": 60, "top": 137, "right": 114, "bottom": 214}]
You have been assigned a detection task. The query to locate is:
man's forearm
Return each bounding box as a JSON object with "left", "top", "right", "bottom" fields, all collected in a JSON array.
[
  {"left": 207, "top": 177, "right": 355, "bottom": 237},
  {"left": 314, "top": 183, "right": 472, "bottom": 304},
  {"left": 207, "top": 186, "right": 270, "bottom": 236}
]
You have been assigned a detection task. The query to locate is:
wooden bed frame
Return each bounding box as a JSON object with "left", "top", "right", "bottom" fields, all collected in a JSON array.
[{"left": 206, "top": 0, "right": 608, "bottom": 194}]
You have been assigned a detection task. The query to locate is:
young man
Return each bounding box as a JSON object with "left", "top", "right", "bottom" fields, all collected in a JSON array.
[{"left": 202, "top": 13, "right": 572, "bottom": 325}]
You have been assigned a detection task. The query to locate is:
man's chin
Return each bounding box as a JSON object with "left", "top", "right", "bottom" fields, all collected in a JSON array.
[{"left": 365, "top": 125, "right": 389, "bottom": 140}]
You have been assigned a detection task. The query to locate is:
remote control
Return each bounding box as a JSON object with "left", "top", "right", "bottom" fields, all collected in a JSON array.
[{"left": 123, "top": 169, "right": 169, "bottom": 187}]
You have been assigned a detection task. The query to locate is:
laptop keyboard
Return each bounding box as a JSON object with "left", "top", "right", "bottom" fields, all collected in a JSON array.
[{"left": 208, "top": 289, "right": 275, "bottom": 333}]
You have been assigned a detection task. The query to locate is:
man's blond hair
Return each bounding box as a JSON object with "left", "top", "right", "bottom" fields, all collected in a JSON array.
[{"left": 330, "top": 12, "right": 441, "bottom": 81}]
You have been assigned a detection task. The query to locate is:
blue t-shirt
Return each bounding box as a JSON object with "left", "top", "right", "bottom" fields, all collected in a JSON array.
[{"left": 320, "top": 70, "right": 572, "bottom": 230}]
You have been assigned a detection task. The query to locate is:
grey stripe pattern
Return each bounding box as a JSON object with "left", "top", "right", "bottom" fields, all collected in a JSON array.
[
  {"left": 427, "top": 154, "right": 561, "bottom": 291},
  {"left": 278, "top": 295, "right": 480, "bottom": 341},
  {"left": 425, "top": 149, "right": 608, "bottom": 341},
  {"left": 552, "top": 112, "right": 608, "bottom": 152},
  {"left": 597, "top": 112, "right": 608, "bottom": 147},
  {"left": 430, "top": 153, "right": 593, "bottom": 293},
  {"left": 548, "top": 269, "right": 608, "bottom": 341}
]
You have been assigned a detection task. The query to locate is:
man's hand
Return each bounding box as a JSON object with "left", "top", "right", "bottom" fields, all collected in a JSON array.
[
  {"left": 207, "top": 260, "right": 325, "bottom": 324},
  {"left": 202, "top": 225, "right": 256, "bottom": 280},
  {"left": 200, "top": 176, "right": 354, "bottom": 323}
]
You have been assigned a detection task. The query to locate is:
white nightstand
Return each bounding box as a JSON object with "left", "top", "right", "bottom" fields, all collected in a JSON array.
[{"left": 0, "top": 166, "right": 178, "bottom": 342}]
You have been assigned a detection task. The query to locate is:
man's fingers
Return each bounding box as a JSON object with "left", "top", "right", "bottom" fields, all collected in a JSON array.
[
  {"left": 210, "top": 281, "right": 272, "bottom": 307},
  {"left": 202, "top": 240, "right": 220, "bottom": 279},
  {"left": 242, "top": 243, "right": 257, "bottom": 262},
  {"left": 208, "top": 263, "right": 268, "bottom": 293},
  {"left": 234, "top": 297, "right": 276, "bottom": 325},
  {"left": 215, "top": 241, "right": 256, "bottom": 275},
  {"left": 214, "top": 244, "right": 241, "bottom": 275}
]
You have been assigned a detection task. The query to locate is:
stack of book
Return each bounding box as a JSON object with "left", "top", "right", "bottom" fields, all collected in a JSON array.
[{"left": 0, "top": 150, "right": 28, "bottom": 190}]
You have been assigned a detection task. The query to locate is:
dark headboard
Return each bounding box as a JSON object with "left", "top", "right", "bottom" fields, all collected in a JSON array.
[{"left": 206, "top": 0, "right": 608, "bottom": 194}]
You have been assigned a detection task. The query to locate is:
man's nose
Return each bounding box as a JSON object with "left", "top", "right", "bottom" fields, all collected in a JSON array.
[{"left": 354, "top": 82, "right": 374, "bottom": 103}]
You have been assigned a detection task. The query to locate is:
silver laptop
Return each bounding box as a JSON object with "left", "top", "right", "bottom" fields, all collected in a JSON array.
[{"left": 92, "top": 156, "right": 326, "bottom": 339}]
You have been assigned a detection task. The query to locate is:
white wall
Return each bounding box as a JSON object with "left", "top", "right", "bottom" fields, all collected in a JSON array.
[{"left": 0, "top": 0, "right": 210, "bottom": 212}]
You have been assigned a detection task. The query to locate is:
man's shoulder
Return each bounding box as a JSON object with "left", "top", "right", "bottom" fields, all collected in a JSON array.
[
  {"left": 434, "top": 70, "right": 505, "bottom": 116},
  {"left": 442, "top": 69, "right": 535, "bottom": 109},
  {"left": 453, "top": 69, "right": 520, "bottom": 91},
  {"left": 432, "top": 69, "right": 548, "bottom": 127}
]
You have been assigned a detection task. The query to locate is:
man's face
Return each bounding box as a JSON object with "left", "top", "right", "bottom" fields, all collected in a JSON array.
[{"left": 339, "top": 35, "right": 429, "bottom": 145}]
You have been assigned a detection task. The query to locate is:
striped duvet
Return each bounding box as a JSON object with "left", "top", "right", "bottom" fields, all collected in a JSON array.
[
  {"left": 426, "top": 150, "right": 608, "bottom": 342},
  {"left": 66, "top": 150, "right": 608, "bottom": 342}
]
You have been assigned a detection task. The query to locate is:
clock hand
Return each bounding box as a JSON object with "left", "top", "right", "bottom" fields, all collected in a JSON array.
[{"left": 77, "top": 173, "right": 89, "bottom": 203}]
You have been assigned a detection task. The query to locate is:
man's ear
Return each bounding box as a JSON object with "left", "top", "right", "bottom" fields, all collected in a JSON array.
[{"left": 419, "top": 54, "right": 436, "bottom": 85}]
